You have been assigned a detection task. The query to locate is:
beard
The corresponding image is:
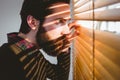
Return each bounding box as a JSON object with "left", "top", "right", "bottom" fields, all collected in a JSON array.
[{"left": 36, "top": 31, "right": 70, "bottom": 56}]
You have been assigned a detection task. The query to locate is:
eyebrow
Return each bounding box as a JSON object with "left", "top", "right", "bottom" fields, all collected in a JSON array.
[
  {"left": 55, "top": 17, "right": 71, "bottom": 21},
  {"left": 42, "top": 18, "right": 65, "bottom": 27}
]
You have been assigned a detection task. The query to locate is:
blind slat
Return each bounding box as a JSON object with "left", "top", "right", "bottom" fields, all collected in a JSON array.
[
  {"left": 74, "top": 8, "right": 120, "bottom": 21},
  {"left": 74, "top": 0, "right": 120, "bottom": 13},
  {"left": 74, "top": 0, "right": 90, "bottom": 9}
]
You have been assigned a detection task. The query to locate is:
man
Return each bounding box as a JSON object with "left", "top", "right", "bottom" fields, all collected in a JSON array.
[{"left": 0, "top": 0, "right": 79, "bottom": 80}]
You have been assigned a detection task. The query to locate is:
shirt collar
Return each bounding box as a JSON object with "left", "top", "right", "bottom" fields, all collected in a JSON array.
[{"left": 7, "top": 32, "right": 36, "bottom": 50}]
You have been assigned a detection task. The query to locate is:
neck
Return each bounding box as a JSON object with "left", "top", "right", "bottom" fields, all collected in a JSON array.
[{"left": 18, "top": 31, "right": 37, "bottom": 44}]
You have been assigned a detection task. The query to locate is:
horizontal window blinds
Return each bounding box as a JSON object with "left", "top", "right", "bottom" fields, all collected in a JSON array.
[
  {"left": 73, "top": 0, "right": 120, "bottom": 21},
  {"left": 72, "top": 0, "right": 120, "bottom": 80},
  {"left": 75, "top": 8, "right": 120, "bottom": 21}
]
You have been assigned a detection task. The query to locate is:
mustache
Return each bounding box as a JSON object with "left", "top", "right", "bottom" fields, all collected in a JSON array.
[{"left": 40, "top": 34, "right": 70, "bottom": 56}]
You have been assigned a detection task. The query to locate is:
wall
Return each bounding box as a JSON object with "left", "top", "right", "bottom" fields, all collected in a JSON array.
[{"left": 0, "top": 0, "right": 23, "bottom": 45}]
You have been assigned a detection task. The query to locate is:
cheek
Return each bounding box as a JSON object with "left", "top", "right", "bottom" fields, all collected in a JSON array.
[
  {"left": 62, "top": 25, "right": 70, "bottom": 34},
  {"left": 46, "top": 27, "right": 63, "bottom": 40},
  {"left": 39, "top": 27, "right": 63, "bottom": 42}
]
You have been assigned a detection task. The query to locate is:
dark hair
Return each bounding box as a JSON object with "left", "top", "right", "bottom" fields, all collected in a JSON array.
[{"left": 19, "top": 0, "right": 70, "bottom": 34}]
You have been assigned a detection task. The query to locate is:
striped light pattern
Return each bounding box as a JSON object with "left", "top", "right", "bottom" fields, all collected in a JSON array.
[
  {"left": 10, "top": 39, "right": 70, "bottom": 80},
  {"left": 71, "top": 0, "right": 120, "bottom": 80}
]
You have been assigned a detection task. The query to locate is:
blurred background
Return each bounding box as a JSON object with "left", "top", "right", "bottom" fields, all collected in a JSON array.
[{"left": 0, "top": 0, "right": 23, "bottom": 45}]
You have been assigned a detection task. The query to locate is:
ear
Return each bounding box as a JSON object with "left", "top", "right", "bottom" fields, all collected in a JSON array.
[{"left": 27, "top": 15, "right": 40, "bottom": 30}]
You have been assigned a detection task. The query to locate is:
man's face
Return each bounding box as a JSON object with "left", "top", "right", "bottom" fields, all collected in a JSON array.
[{"left": 36, "top": 2, "right": 71, "bottom": 56}]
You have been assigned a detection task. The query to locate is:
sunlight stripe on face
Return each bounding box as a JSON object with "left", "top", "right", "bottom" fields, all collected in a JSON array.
[
  {"left": 49, "top": 4, "right": 69, "bottom": 9},
  {"left": 43, "top": 17, "right": 70, "bottom": 27},
  {"left": 46, "top": 10, "right": 70, "bottom": 18},
  {"left": 43, "top": 20, "right": 57, "bottom": 27}
]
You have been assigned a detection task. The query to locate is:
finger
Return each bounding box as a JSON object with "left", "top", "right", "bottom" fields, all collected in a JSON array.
[
  {"left": 68, "top": 20, "right": 77, "bottom": 29},
  {"left": 66, "top": 30, "right": 80, "bottom": 42}
]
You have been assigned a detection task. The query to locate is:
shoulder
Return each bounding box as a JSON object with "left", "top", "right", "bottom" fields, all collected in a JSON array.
[
  {"left": 0, "top": 43, "right": 10, "bottom": 54},
  {"left": 0, "top": 43, "right": 9, "bottom": 53},
  {"left": 0, "top": 43, "right": 14, "bottom": 60},
  {"left": 0, "top": 43, "right": 26, "bottom": 80}
]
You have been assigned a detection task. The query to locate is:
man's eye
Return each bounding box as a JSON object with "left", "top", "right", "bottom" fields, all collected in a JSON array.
[
  {"left": 56, "top": 18, "right": 67, "bottom": 25},
  {"left": 59, "top": 19, "right": 66, "bottom": 23}
]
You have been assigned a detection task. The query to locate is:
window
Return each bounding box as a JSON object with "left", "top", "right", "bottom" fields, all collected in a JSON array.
[{"left": 72, "top": 0, "right": 120, "bottom": 80}]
